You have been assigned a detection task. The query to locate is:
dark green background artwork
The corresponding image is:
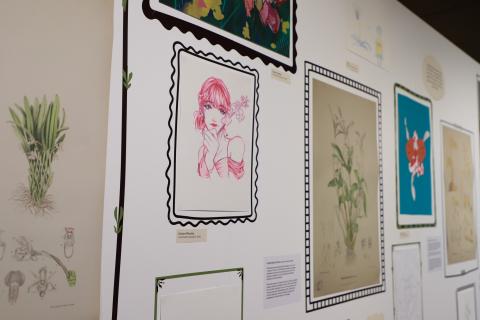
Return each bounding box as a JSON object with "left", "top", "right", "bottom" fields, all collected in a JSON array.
[{"left": 160, "top": 0, "right": 291, "bottom": 57}]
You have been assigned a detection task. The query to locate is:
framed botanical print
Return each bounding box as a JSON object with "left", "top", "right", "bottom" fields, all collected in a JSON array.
[
  {"left": 143, "top": 0, "right": 297, "bottom": 72},
  {"left": 440, "top": 122, "right": 478, "bottom": 277},
  {"left": 394, "top": 84, "right": 436, "bottom": 228},
  {"left": 304, "top": 62, "right": 385, "bottom": 311}
]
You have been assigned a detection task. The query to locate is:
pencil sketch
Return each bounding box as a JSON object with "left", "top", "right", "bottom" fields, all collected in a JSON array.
[
  {"left": 5, "top": 270, "right": 25, "bottom": 304},
  {"left": 28, "top": 266, "right": 56, "bottom": 298},
  {"left": 12, "top": 236, "right": 76, "bottom": 287},
  {"left": 0, "top": 230, "right": 6, "bottom": 261},
  {"left": 63, "top": 227, "right": 75, "bottom": 259}
]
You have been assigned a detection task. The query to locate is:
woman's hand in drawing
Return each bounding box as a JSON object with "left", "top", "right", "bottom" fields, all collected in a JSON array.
[{"left": 202, "top": 128, "right": 220, "bottom": 170}]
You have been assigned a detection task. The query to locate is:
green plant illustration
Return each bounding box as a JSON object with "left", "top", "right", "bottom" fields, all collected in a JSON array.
[
  {"left": 9, "top": 95, "right": 68, "bottom": 214},
  {"left": 327, "top": 107, "right": 367, "bottom": 256},
  {"left": 114, "top": 206, "right": 124, "bottom": 234},
  {"left": 123, "top": 70, "right": 132, "bottom": 90}
]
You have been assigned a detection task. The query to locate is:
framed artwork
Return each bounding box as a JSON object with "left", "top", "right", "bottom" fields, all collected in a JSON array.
[
  {"left": 166, "top": 42, "right": 259, "bottom": 226},
  {"left": 456, "top": 284, "right": 477, "bottom": 320},
  {"left": 154, "top": 268, "right": 244, "bottom": 320},
  {"left": 143, "top": 0, "right": 298, "bottom": 73},
  {"left": 304, "top": 62, "right": 385, "bottom": 311},
  {"left": 394, "top": 84, "right": 436, "bottom": 228},
  {"left": 440, "top": 122, "right": 478, "bottom": 276},
  {"left": 392, "top": 243, "right": 423, "bottom": 320}
]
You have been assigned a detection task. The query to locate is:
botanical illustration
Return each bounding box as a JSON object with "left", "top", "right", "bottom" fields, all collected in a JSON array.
[
  {"left": 392, "top": 244, "right": 423, "bottom": 320},
  {"left": 28, "top": 266, "right": 56, "bottom": 298},
  {"left": 404, "top": 118, "right": 430, "bottom": 201},
  {"left": 457, "top": 286, "right": 477, "bottom": 320},
  {"left": 442, "top": 126, "right": 477, "bottom": 265},
  {"left": 0, "top": 230, "right": 6, "bottom": 261},
  {"left": 8, "top": 95, "right": 68, "bottom": 214},
  {"left": 395, "top": 88, "right": 434, "bottom": 227},
  {"left": 311, "top": 78, "right": 380, "bottom": 301},
  {"left": 159, "top": 0, "right": 291, "bottom": 57},
  {"left": 195, "top": 77, "right": 249, "bottom": 179},
  {"left": 327, "top": 107, "right": 368, "bottom": 257},
  {"left": 63, "top": 227, "right": 75, "bottom": 259},
  {"left": 13, "top": 236, "right": 76, "bottom": 287},
  {"left": 4, "top": 270, "right": 25, "bottom": 305}
]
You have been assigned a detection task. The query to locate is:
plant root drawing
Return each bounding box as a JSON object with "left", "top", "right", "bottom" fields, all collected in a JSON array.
[{"left": 5, "top": 270, "right": 25, "bottom": 304}]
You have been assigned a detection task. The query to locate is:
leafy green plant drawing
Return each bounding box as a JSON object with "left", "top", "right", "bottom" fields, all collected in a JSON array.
[
  {"left": 9, "top": 96, "right": 68, "bottom": 214},
  {"left": 327, "top": 107, "right": 367, "bottom": 257}
]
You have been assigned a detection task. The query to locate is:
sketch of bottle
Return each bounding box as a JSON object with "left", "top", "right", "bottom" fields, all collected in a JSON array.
[
  {"left": 0, "top": 230, "right": 6, "bottom": 261},
  {"left": 63, "top": 227, "right": 75, "bottom": 259}
]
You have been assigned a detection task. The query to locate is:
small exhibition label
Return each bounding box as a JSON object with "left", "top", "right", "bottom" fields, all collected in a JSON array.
[
  {"left": 423, "top": 55, "right": 444, "bottom": 100},
  {"left": 427, "top": 236, "right": 443, "bottom": 272},
  {"left": 264, "top": 254, "right": 300, "bottom": 309},
  {"left": 271, "top": 68, "right": 291, "bottom": 84},
  {"left": 176, "top": 229, "right": 207, "bottom": 243}
]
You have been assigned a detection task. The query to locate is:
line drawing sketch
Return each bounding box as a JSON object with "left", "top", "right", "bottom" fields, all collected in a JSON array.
[
  {"left": 63, "top": 227, "right": 75, "bottom": 259},
  {"left": 4, "top": 270, "right": 25, "bottom": 305},
  {"left": 12, "top": 236, "right": 76, "bottom": 287},
  {"left": 392, "top": 244, "right": 423, "bottom": 320},
  {"left": 8, "top": 95, "right": 68, "bottom": 214},
  {"left": 404, "top": 118, "right": 430, "bottom": 201},
  {"left": 0, "top": 230, "right": 6, "bottom": 261},
  {"left": 28, "top": 266, "right": 56, "bottom": 298},
  {"left": 166, "top": 42, "right": 259, "bottom": 226},
  {"left": 195, "top": 77, "right": 248, "bottom": 180}
]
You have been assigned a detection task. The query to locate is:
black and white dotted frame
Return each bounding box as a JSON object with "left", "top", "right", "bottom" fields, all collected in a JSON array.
[{"left": 303, "top": 61, "right": 386, "bottom": 312}]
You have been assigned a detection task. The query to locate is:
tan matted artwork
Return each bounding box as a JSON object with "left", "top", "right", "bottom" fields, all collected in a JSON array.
[
  {"left": 441, "top": 123, "right": 478, "bottom": 276},
  {"left": 304, "top": 62, "right": 385, "bottom": 311}
]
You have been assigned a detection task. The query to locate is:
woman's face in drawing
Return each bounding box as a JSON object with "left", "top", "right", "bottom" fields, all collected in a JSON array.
[{"left": 203, "top": 103, "right": 225, "bottom": 133}]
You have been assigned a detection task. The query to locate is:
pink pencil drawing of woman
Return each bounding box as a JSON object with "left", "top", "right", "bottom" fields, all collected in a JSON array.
[{"left": 194, "top": 77, "right": 249, "bottom": 179}]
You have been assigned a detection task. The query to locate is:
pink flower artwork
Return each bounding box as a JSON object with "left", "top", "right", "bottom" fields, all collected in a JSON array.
[
  {"left": 244, "top": 0, "right": 254, "bottom": 17},
  {"left": 259, "top": 0, "right": 280, "bottom": 33},
  {"left": 404, "top": 118, "right": 430, "bottom": 201}
]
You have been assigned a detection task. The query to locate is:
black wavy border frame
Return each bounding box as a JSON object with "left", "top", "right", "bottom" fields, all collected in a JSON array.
[
  {"left": 142, "top": 0, "right": 298, "bottom": 73},
  {"left": 165, "top": 41, "right": 260, "bottom": 227},
  {"left": 303, "top": 61, "right": 386, "bottom": 312}
]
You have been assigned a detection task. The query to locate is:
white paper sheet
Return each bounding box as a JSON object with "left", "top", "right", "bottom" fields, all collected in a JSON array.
[{"left": 392, "top": 243, "right": 423, "bottom": 320}]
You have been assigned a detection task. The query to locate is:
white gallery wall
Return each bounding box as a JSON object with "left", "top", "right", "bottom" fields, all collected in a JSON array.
[{"left": 99, "top": 0, "right": 480, "bottom": 319}]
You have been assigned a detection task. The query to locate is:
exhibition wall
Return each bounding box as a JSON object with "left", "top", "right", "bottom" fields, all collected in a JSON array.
[
  {"left": 2, "top": 0, "right": 480, "bottom": 319},
  {"left": 0, "top": 1, "right": 113, "bottom": 319},
  {"left": 99, "top": 0, "right": 480, "bottom": 319}
]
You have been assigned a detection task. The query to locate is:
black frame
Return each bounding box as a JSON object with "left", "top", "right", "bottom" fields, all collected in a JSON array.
[
  {"left": 166, "top": 41, "right": 259, "bottom": 226},
  {"left": 142, "top": 0, "right": 298, "bottom": 73},
  {"left": 304, "top": 61, "right": 385, "bottom": 312}
]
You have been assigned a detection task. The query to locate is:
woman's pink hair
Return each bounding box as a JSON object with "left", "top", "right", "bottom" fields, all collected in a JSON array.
[{"left": 195, "top": 77, "right": 231, "bottom": 130}]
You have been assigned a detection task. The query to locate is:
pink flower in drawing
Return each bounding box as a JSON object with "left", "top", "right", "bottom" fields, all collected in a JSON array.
[
  {"left": 244, "top": 0, "right": 254, "bottom": 17},
  {"left": 231, "top": 95, "right": 249, "bottom": 122},
  {"left": 404, "top": 118, "right": 430, "bottom": 201},
  {"left": 194, "top": 77, "right": 247, "bottom": 180},
  {"left": 260, "top": 1, "right": 280, "bottom": 33}
]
